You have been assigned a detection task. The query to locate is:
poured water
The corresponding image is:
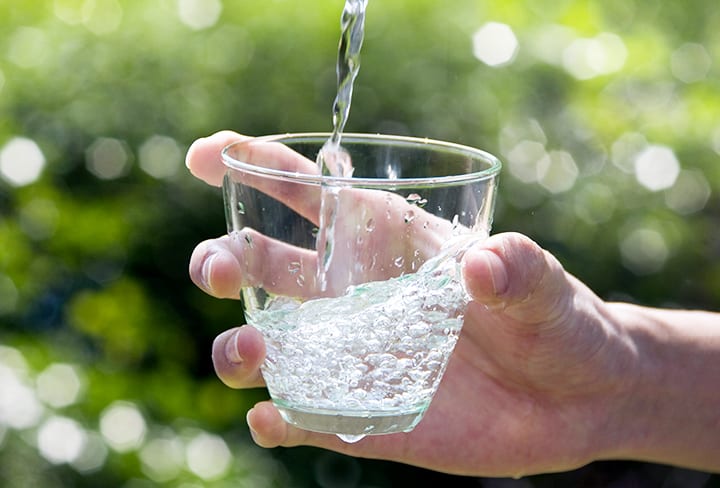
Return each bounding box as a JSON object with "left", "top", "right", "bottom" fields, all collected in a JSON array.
[
  {"left": 315, "top": 0, "right": 369, "bottom": 295},
  {"left": 316, "top": 0, "right": 368, "bottom": 177},
  {"left": 247, "top": 239, "right": 474, "bottom": 441}
]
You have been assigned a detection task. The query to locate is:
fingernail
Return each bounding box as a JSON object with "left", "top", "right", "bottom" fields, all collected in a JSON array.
[
  {"left": 200, "top": 252, "right": 216, "bottom": 292},
  {"left": 225, "top": 329, "right": 243, "bottom": 365},
  {"left": 481, "top": 250, "right": 509, "bottom": 296}
]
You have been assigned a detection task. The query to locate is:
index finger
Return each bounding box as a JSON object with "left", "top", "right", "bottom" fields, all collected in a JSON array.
[{"left": 185, "top": 131, "right": 250, "bottom": 187}]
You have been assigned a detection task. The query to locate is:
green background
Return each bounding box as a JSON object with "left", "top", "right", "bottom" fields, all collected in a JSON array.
[{"left": 0, "top": 0, "right": 718, "bottom": 486}]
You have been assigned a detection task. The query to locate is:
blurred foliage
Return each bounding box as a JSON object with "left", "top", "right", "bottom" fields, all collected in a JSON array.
[{"left": 0, "top": 0, "right": 719, "bottom": 486}]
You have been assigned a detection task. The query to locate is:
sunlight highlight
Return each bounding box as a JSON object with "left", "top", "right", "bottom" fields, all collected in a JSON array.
[{"left": 0, "top": 137, "right": 46, "bottom": 187}]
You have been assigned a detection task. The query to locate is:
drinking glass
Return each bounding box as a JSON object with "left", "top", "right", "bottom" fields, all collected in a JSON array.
[{"left": 222, "top": 133, "right": 501, "bottom": 441}]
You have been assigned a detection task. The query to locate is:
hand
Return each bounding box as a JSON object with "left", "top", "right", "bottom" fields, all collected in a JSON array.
[{"left": 187, "top": 131, "right": 639, "bottom": 477}]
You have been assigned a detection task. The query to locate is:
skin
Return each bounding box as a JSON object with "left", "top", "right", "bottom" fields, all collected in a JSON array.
[{"left": 187, "top": 131, "right": 720, "bottom": 477}]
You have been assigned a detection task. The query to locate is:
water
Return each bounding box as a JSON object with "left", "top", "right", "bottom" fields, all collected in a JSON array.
[
  {"left": 316, "top": 0, "right": 368, "bottom": 177},
  {"left": 315, "top": 0, "right": 369, "bottom": 294},
  {"left": 247, "top": 239, "right": 473, "bottom": 442}
]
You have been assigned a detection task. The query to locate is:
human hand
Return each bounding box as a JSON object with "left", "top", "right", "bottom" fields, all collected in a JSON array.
[{"left": 187, "top": 131, "right": 639, "bottom": 477}]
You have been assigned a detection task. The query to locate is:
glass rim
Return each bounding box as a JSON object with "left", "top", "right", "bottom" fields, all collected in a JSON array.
[{"left": 221, "top": 132, "right": 502, "bottom": 188}]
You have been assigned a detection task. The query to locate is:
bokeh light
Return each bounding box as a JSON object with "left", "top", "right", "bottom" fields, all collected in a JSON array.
[
  {"left": 671, "top": 43, "right": 712, "bottom": 84},
  {"left": 36, "top": 363, "right": 84, "bottom": 408},
  {"left": 138, "top": 135, "right": 183, "bottom": 179},
  {"left": 37, "top": 416, "right": 88, "bottom": 464},
  {"left": 178, "top": 0, "right": 223, "bottom": 31},
  {"left": 85, "top": 137, "right": 132, "bottom": 180},
  {"left": 0, "top": 365, "right": 44, "bottom": 429},
  {"left": 562, "top": 33, "right": 627, "bottom": 80},
  {"left": 472, "top": 22, "right": 519, "bottom": 67},
  {"left": 81, "top": 0, "right": 123, "bottom": 35},
  {"left": 71, "top": 431, "right": 109, "bottom": 473},
  {"left": 7, "top": 27, "right": 49, "bottom": 69},
  {"left": 634, "top": 145, "right": 680, "bottom": 192},
  {"left": 537, "top": 150, "right": 579, "bottom": 193},
  {"left": 664, "top": 169, "right": 711, "bottom": 215},
  {"left": 0, "top": 137, "right": 46, "bottom": 187},
  {"left": 139, "top": 434, "right": 185, "bottom": 482},
  {"left": 99, "top": 401, "right": 147, "bottom": 452},
  {"left": 506, "top": 140, "right": 546, "bottom": 184},
  {"left": 620, "top": 227, "right": 670, "bottom": 275},
  {"left": 185, "top": 432, "right": 232, "bottom": 480}
]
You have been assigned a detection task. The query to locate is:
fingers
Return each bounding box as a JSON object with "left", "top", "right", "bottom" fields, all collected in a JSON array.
[
  {"left": 462, "top": 232, "right": 573, "bottom": 324},
  {"left": 212, "top": 326, "right": 266, "bottom": 388},
  {"left": 186, "top": 131, "right": 250, "bottom": 187},
  {"left": 225, "top": 137, "right": 322, "bottom": 225},
  {"left": 190, "top": 230, "right": 321, "bottom": 299},
  {"left": 245, "top": 401, "right": 399, "bottom": 455},
  {"left": 187, "top": 131, "right": 323, "bottom": 223}
]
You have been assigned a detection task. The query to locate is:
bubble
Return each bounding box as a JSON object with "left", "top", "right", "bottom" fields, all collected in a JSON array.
[
  {"left": 237, "top": 202, "right": 246, "bottom": 214},
  {"left": 405, "top": 193, "right": 427, "bottom": 208}
]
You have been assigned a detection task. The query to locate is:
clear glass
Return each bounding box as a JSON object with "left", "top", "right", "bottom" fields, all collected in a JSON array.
[{"left": 222, "top": 133, "right": 501, "bottom": 440}]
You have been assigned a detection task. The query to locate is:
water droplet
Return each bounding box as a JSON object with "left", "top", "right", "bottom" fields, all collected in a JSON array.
[
  {"left": 406, "top": 193, "right": 427, "bottom": 208},
  {"left": 422, "top": 221, "right": 429, "bottom": 229},
  {"left": 394, "top": 256, "right": 405, "bottom": 268},
  {"left": 311, "top": 227, "right": 319, "bottom": 238},
  {"left": 365, "top": 218, "right": 376, "bottom": 232},
  {"left": 451, "top": 214, "right": 459, "bottom": 228},
  {"left": 337, "top": 433, "right": 366, "bottom": 443},
  {"left": 237, "top": 202, "right": 246, "bottom": 214},
  {"left": 244, "top": 233, "right": 253, "bottom": 248},
  {"left": 296, "top": 275, "right": 306, "bottom": 287},
  {"left": 288, "top": 262, "right": 301, "bottom": 274},
  {"left": 403, "top": 210, "right": 416, "bottom": 224}
]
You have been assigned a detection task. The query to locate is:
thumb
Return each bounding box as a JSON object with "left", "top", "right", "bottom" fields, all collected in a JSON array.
[{"left": 462, "top": 232, "right": 572, "bottom": 324}]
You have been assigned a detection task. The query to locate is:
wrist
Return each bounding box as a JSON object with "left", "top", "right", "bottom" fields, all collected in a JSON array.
[{"left": 601, "top": 302, "right": 720, "bottom": 471}]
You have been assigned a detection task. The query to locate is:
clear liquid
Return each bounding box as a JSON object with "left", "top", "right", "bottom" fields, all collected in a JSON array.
[
  {"left": 316, "top": 0, "right": 368, "bottom": 177},
  {"left": 247, "top": 240, "right": 473, "bottom": 439},
  {"left": 315, "top": 0, "right": 369, "bottom": 294}
]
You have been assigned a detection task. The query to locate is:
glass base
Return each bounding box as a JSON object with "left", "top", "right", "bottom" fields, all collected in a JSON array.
[{"left": 275, "top": 403, "right": 426, "bottom": 436}]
